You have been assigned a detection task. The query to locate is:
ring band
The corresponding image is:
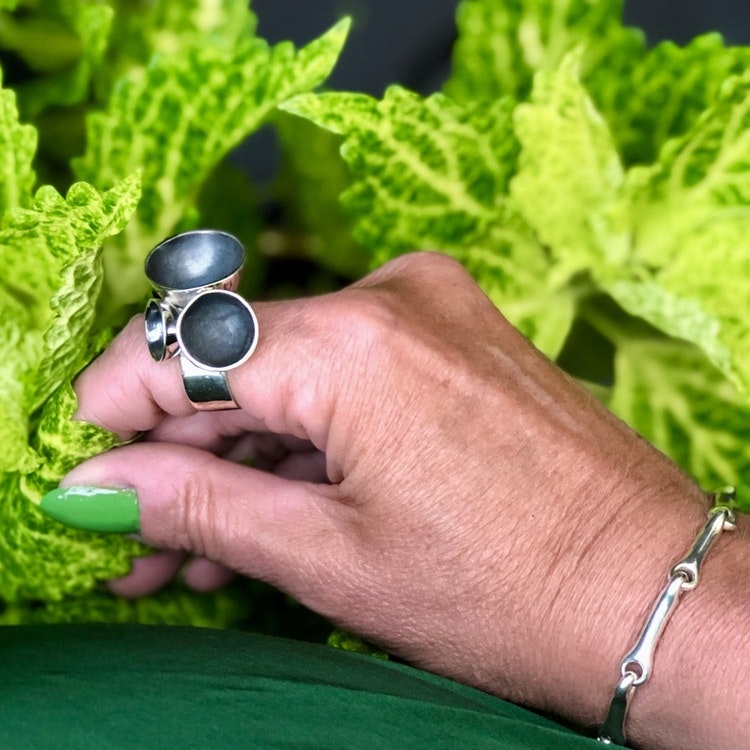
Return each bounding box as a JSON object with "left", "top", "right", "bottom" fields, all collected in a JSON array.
[
  {"left": 143, "top": 230, "right": 258, "bottom": 410},
  {"left": 179, "top": 356, "right": 238, "bottom": 410}
]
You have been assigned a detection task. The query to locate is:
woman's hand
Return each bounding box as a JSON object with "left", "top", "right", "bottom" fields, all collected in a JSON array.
[{"left": 45, "top": 253, "right": 748, "bottom": 749}]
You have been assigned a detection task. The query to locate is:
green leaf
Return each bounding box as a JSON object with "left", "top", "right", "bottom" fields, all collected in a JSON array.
[
  {"left": 0, "top": 174, "right": 139, "bottom": 596},
  {"left": 0, "top": 584, "right": 250, "bottom": 628},
  {"left": 511, "top": 52, "right": 627, "bottom": 281},
  {"left": 0, "top": 7, "right": 81, "bottom": 74},
  {"left": 609, "top": 337, "right": 750, "bottom": 508},
  {"left": 625, "top": 72, "right": 750, "bottom": 266},
  {"left": 281, "top": 89, "right": 521, "bottom": 262},
  {"left": 0, "top": 172, "right": 137, "bottom": 484},
  {"left": 33, "top": 176, "right": 141, "bottom": 408},
  {"left": 0, "top": 70, "right": 36, "bottom": 214},
  {"left": 591, "top": 33, "right": 750, "bottom": 166},
  {"left": 0, "top": 386, "right": 145, "bottom": 603},
  {"left": 606, "top": 281, "right": 733, "bottom": 381},
  {"left": 501, "top": 284, "right": 578, "bottom": 359},
  {"left": 3, "top": 0, "right": 114, "bottom": 117},
  {"left": 74, "top": 17, "right": 351, "bottom": 314},
  {"left": 271, "top": 111, "right": 370, "bottom": 280},
  {"left": 93, "top": 0, "right": 258, "bottom": 103},
  {"left": 460, "top": 230, "right": 575, "bottom": 357},
  {"left": 25, "top": 381, "right": 120, "bottom": 494},
  {"left": 281, "top": 86, "right": 573, "bottom": 356},
  {"left": 0, "top": 301, "right": 41, "bottom": 474},
  {"left": 610, "top": 71, "right": 750, "bottom": 392},
  {"left": 0, "top": 175, "right": 141, "bottom": 409},
  {"left": 327, "top": 629, "right": 388, "bottom": 659},
  {"left": 445, "top": 0, "right": 643, "bottom": 105}
]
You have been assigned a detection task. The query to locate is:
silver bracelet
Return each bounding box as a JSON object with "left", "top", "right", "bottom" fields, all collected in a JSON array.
[{"left": 597, "top": 487, "right": 738, "bottom": 746}]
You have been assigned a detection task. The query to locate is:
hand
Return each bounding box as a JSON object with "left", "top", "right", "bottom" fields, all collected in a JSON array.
[
  {"left": 105, "top": 429, "right": 329, "bottom": 597},
  {"left": 49, "top": 253, "right": 749, "bottom": 749}
]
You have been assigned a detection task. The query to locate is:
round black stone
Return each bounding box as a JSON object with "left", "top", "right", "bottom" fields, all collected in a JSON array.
[
  {"left": 179, "top": 293, "right": 256, "bottom": 369},
  {"left": 145, "top": 230, "right": 244, "bottom": 290}
]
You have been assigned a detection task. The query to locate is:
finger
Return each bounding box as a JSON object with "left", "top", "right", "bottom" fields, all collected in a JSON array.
[
  {"left": 73, "top": 317, "right": 276, "bottom": 442},
  {"left": 181, "top": 558, "right": 236, "bottom": 592},
  {"left": 74, "top": 294, "right": 336, "bottom": 447},
  {"left": 107, "top": 549, "right": 187, "bottom": 598},
  {"left": 147, "top": 419, "right": 305, "bottom": 460},
  {"left": 145, "top": 411, "right": 251, "bottom": 455},
  {"left": 51, "top": 442, "right": 355, "bottom": 597},
  {"left": 74, "top": 253, "right": 481, "bottom": 464},
  {"left": 74, "top": 316, "right": 188, "bottom": 441}
]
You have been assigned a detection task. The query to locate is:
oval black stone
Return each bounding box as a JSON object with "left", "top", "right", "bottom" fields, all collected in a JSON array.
[
  {"left": 145, "top": 230, "right": 244, "bottom": 290},
  {"left": 179, "top": 293, "right": 256, "bottom": 369}
]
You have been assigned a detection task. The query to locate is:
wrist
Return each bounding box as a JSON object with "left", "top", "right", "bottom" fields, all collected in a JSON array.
[
  {"left": 624, "top": 512, "right": 750, "bottom": 750},
  {"left": 528, "top": 472, "right": 749, "bottom": 749}
]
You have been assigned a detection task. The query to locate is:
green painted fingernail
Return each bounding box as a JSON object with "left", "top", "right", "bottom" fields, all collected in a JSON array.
[{"left": 39, "top": 486, "right": 140, "bottom": 533}]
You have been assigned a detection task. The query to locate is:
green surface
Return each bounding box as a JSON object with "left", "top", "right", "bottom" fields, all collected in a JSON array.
[{"left": 0, "top": 625, "right": 601, "bottom": 749}]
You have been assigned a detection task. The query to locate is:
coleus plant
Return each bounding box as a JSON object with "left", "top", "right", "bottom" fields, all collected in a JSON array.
[
  {"left": 1, "top": 0, "right": 749, "bottom": 630},
  {"left": 0, "top": 0, "right": 350, "bottom": 626}
]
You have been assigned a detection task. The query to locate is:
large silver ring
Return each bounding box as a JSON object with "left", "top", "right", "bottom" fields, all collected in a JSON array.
[{"left": 144, "top": 230, "right": 259, "bottom": 410}]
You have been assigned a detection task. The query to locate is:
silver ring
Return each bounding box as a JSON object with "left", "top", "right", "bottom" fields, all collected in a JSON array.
[
  {"left": 177, "top": 290, "right": 258, "bottom": 410},
  {"left": 144, "top": 298, "right": 177, "bottom": 363},
  {"left": 143, "top": 230, "right": 258, "bottom": 410},
  {"left": 145, "top": 229, "right": 245, "bottom": 307},
  {"left": 180, "top": 357, "right": 238, "bottom": 410}
]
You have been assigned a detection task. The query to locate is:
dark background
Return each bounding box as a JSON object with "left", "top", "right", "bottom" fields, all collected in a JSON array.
[
  {"left": 239, "top": 0, "right": 750, "bottom": 186},
  {"left": 252, "top": 0, "right": 750, "bottom": 97}
]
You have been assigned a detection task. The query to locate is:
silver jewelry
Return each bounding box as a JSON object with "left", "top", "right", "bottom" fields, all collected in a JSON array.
[
  {"left": 144, "top": 230, "right": 259, "bottom": 410},
  {"left": 597, "top": 488, "right": 737, "bottom": 745}
]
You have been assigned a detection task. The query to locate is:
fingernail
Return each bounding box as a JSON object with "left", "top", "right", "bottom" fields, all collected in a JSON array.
[{"left": 39, "top": 486, "right": 140, "bottom": 533}]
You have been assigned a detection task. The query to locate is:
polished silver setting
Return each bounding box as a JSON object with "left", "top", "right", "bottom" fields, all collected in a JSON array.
[
  {"left": 144, "top": 298, "right": 178, "bottom": 363},
  {"left": 145, "top": 229, "right": 245, "bottom": 307},
  {"left": 180, "top": 356, "right": 238, "bottom": 410},
  {"left": 597, "top": 488, "right": 737, "bottom": 745},
  {"left": 143, "top": 230, "right": 258, "bottom": 410}
]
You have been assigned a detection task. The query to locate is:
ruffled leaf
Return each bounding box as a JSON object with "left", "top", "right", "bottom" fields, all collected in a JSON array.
[{"left": 74, "top": 17, "right": 351, "bottom": 314}]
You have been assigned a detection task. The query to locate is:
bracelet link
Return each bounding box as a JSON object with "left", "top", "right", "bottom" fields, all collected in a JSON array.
[
  {"left": 671, "top": 506, "right": 736, "bottom": 590},
  {"left": 597, "top": 490, "right": 738, "bottom": 745},
  {"left": 618, "top": 573, "right": 686, "bottom": 687},
  {"left": 599, "top": 673, "right": 637, "bottom": 745}
]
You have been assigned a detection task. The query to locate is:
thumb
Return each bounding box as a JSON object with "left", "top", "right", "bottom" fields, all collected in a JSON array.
[{"left": 39, "top": 441, "right": 352, "bottom": 592}]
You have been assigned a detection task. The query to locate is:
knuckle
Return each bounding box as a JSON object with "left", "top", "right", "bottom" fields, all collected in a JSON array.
[
  {"left": 344, "top": 293, "right": 400, "bottom": 347},
  {"left": 318, "top": 289, "right": 399, "bottom": 357},
  {"left": 401, "top": 249, "right": 467, "bottom": 275},
  {"left": 294, "top": 291, "right": 401, "bottom": 432},
  {"left": 166, "top": 458, "right": 225, "bottom": 558},
  {"left": 319, "top": 252, "right": 474, "bottom": 353},
  {"left": 370, "top": 250, "right": 470, "bottom": 286}
]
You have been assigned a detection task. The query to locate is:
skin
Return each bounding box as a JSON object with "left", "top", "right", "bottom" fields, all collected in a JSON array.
[{"left": 65, "top": 252, "right": 750, "bottom": 749}]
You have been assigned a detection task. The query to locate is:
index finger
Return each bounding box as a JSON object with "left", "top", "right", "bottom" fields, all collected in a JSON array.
[
  {"left": 74, "top": 316, "right": 192, "bottom": 441},
  {"left": 73, "top": 297, "right": 338, "bottom": 448}
]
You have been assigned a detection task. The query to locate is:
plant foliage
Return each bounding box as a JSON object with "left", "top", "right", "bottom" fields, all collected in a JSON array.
[{"left": 1, "top": 0, "right": 749, "bottom": 630}]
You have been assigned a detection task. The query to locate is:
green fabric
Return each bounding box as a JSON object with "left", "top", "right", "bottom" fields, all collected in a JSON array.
[{"left": 0, "top": 625, "right": 600, "bottom": 748}]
